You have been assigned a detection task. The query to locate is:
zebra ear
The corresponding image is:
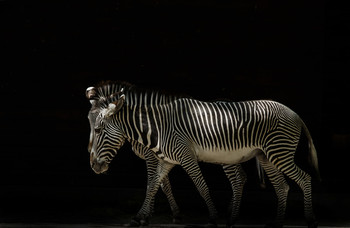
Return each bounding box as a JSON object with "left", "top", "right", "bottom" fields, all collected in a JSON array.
[
  {"left": 104, "top": 95, "right": 125, "bottom": 118},
  {"left": 86, "top": 87, "right": 98, "bottom": 105}
]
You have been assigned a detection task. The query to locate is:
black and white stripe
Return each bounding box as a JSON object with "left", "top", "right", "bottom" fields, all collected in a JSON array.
[{"left": 88, "top": 82, "right": 319, "bottom": 228}]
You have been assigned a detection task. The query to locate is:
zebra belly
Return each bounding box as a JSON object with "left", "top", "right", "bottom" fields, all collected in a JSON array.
[{"left": 194, "top": 146, "right": 260, "bottom": 165}]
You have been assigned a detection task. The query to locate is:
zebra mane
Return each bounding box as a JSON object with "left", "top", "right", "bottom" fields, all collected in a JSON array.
[
  {"left": 93, "top": 81, "right": 188, "bottom": 109},
  {"left": 92, "top": 81, "right": 132, "bottom": 108}
]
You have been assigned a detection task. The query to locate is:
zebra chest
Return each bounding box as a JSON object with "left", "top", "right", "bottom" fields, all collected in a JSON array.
[{"left": 194, "top": 145, "right": 259, "bottom": 165}]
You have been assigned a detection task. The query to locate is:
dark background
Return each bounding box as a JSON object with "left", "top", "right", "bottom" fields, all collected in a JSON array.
[{"left": 1, "top": 0, "right": 349, "bottom": 225}]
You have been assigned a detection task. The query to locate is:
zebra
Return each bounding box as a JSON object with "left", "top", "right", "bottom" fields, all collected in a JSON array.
[
  {"left": 87, "top": 82, "right": 320, "bottom": 228},
  {"left": 86, "top": 82, "right": 248, "bottom": 226}
]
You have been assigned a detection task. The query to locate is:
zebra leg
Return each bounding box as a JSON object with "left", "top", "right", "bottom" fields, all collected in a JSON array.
[
  {"left": 146, "top": 152, "right": 180, "bottom": 220},
  {"left": 160, "top": 176, "right": 181, "bottom": 223},
  {"left": 257, "top": 153, "right": 289, "bottom": 228},
  {"left": 222, "top": 164, "right": 247, "bottom": 227},
  {"left": 279, "top": 162, "right": 317, "bottom": 228},
  {"left": 131, "top": 146, "right": 180, "bottom": 224},
  {"left": 180, "top": 153, "right": 218, "bottom": 226},
  {"left": 129, "top": 152, "right": 157, "bottom": 226},
  {"left": 133, "top": 160, "right": 174, "bottom": 226}
]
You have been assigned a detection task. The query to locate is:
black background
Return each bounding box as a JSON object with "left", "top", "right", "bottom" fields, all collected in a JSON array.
[{"left": 1, "top": 0, "right": 349, "bottom": 225}]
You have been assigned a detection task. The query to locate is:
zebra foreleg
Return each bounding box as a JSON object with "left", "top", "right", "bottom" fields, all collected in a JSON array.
[
  {"left": 222, "top": 164, "right": 247, "bottom": 227},
  {"left": 143, "top": 152, "right": 180, "bottom": 222},
  {"left": 180, "top": 153, "right": 218, "bottom": 227},
  {"left": 144, "top": 153, "right": 158, "bottom": 219},
  {"left": 257, "top": 154, "right": 289, "bottom": 228},
  {"left": 133, "top": 161, "right": 174, "bottom": 226}
]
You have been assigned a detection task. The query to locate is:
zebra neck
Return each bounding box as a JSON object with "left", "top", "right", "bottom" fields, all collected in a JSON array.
[{"left": 120, "top": 103, "right": 162, "bottom": 152}]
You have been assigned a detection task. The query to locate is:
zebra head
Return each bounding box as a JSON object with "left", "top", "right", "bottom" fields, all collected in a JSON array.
[{"left": 86, "top": 86, "right": 126, "bottom": 174}]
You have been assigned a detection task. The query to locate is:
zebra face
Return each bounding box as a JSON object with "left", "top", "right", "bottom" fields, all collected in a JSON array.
[{"left": 89, "top": 97, "right": 126, "bottom": 174}]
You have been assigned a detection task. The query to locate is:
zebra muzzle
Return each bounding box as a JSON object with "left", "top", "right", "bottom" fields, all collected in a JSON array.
[{"left": 90, "top": 158, "right": 109, "bottom": 174}]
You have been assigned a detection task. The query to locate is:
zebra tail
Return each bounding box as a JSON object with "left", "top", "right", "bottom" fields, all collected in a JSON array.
[{"left": 302, "top": 120, "right": 321, "bottom": 181}]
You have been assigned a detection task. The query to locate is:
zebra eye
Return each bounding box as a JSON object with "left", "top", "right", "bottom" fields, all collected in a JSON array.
[{"left": 95, "top": 128, "right": 101, "bottom": 134}]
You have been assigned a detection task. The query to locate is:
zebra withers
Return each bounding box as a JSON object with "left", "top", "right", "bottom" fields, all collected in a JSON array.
[{"left": 88, "top": 83, "right": 320, "bottom": 228}]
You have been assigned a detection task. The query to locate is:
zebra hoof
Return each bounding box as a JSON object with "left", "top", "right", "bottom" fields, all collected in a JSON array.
[
  {"left": 140, "top": 218, "right": 149, "bottom": 226},
  {"left": 173, "top": 216, "right": 182, "bottom": 224},
  {"left": 125, "top": 217, "right": 142, "bottom": 227},
  {"left": 226, "top": 218, "right": 238, "bottom": 228},
  {"left": 124, "top": 220, "right": 140, "bottom": 227},
  {"left": 308, "top": 220, "right": 318, "bottom": 228}
]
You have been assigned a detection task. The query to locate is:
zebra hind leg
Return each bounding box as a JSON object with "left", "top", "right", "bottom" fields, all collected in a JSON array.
[
  {"left": 281, "top": 163, "right": 318, "bottom": 228},
  {"left": 222, "top": 164, "right": 247, "bottom": 228},
  {"left": 266, "top": 147, "right": 318, "bottom": 228},
  {"left": 257, "top": 154, "right": 289, "bottom": 228}
]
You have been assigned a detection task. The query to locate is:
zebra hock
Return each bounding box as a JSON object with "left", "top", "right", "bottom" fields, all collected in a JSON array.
[
  {"left": 86, "top": 82, "right": 247, "bottom": 226},
  {"left": 88, "top": 84, "right": 320, "bottom": 228}
]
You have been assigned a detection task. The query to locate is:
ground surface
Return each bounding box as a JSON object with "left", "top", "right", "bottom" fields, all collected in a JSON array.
[
  {"left": 0, "top": 185, "right": 349, "bottom": 228},
  {"left": 0, "top": 224, "right": 350, "bottom": 228}
]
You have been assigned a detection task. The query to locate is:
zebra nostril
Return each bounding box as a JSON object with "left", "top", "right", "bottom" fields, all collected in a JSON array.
[{"left": 91, "top": 161, "right": 96, "bottom": 168}]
